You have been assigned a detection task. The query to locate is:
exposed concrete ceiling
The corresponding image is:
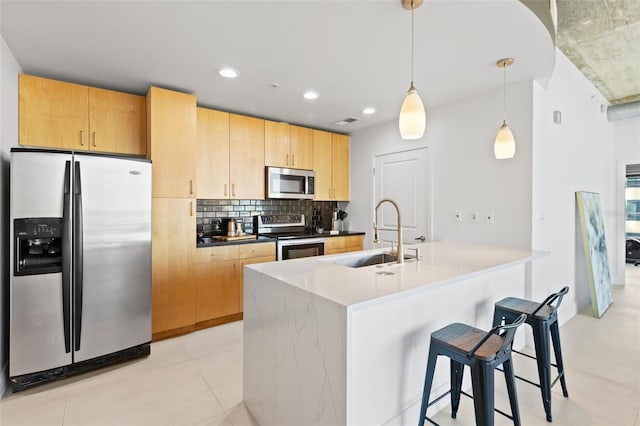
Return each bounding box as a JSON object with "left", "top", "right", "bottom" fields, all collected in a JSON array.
[{"left": 556, "top": 0, "right": 640, "bottom": 106}]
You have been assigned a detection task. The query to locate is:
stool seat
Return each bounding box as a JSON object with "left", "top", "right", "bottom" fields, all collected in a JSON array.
[
  {"left": 432, "top": 323, "right": 506, "bottom": 361},
  {"left": 494, "top": 297, "right": 555, "bottom": 320},
  {"left": 493, "top": 287, "right": 570, "bottom": 422},
  {"left": 419, "top": 314, "right": 527, "bottom": 426}
]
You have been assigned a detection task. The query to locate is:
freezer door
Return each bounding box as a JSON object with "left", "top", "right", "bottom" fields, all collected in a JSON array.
[
  {"left": 73, "top": 154, "right": 151, "bottom": 362},
  {"left": 10, "top": 150, "right": 73, "bottom": 376}
]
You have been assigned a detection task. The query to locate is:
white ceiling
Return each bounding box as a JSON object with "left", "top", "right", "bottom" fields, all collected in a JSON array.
[{"left": 0, "top": 0, "right": 555, "bottom": 134}]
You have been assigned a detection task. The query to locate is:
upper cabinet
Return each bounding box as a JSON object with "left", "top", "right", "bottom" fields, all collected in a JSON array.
[
  {"left": 19, "top": 74, "right": 146, "bottom": 155},
  {"left": 289, "top": 125, "right": 313, "bottom": 170},
  {"left": 331, "top": 133, "right": 350, "bottom": 200},
  {"left": 88, "top": 87, "right": 146, "bottom": 155},
  {"left": 196, "top": 107, "right": 230, "bottom": 199},
  {"left": 264, "top": 121, "right": 290, "bottom": 168},
  {"left": 229, "top": 114, "right": 265, "bottom": 200},
  {"left": 313, "top": 130, "right": 350, "bottom": 201},
  {"left": 147, "top": 86, "right": 197, "bottom": 198},
  {"left": 264, "top": 121, "right": 313, "bottom": 170}
]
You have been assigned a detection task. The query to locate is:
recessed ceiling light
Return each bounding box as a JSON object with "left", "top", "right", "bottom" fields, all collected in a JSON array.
[
  {"left": 303, "top": 90, "right": 320, "bottom": 100},
  {"left": 362, "top": 107, "right": 376, "bottom": 115},
  {"left": 218, "top": 67, "right": 239, "bottom": 79}
]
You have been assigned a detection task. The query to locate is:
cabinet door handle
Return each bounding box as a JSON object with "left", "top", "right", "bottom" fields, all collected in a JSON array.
[
  {"left": 80, "top": 130, "right": 85, "bottom": 146},
  {"left": 189, "top": 180, "right": 193, "bottom": 195},
  {"left": 92, "top": 132, "right": 97, "bottom": 147},
  {"left": 232, "top": 184, "right": 236, "bottom": 197},
  {"left": 224, "top": 184, "right": 228, "bottom": 196},
  {"left": 190, "top": 201, "right": 193, "bottom": 216},
  {"left": 285, "top": 154, "right": 289, "bottom": 166},
  {"left": 292, "top": 154, "right": 295, "bottom": 166}
]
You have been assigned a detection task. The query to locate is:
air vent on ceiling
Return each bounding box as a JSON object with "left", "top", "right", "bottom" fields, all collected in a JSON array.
[{"left": 333, "top": 117, "right": 360, "bottom": 126}]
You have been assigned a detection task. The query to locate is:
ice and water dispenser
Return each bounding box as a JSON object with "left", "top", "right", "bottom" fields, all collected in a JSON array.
[{"left": 14, "top": 218, "right": 63, "bottom": 276}]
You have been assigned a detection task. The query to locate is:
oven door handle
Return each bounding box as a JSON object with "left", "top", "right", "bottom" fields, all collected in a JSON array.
[{"left": 278, "top": 238, "right": 327, "bottom": 246}]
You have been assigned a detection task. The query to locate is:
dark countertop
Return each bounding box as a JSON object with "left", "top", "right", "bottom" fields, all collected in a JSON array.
[
  {"left": 196, "top": 236, "right": 275, "bottom": 248},
  {"left": 196, "top": 231, "right": 365, "bottom": 248}
]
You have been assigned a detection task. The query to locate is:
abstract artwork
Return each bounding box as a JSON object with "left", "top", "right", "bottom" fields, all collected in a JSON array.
[{"left": 576, "top": 191, "right": 613, "bottom": 318}]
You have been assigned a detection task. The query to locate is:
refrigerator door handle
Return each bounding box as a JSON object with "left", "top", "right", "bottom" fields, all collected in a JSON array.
[
  {"left": 73, "top": 161, "right": 84, "bottom": 351},
  {"left": 62, "top": 160, "right": 72, "bottom": 353}
]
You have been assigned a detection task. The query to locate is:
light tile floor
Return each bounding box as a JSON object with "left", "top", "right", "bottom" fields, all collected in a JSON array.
[{"left": 1, "top": 268, "right": 639, "bottom": 426}]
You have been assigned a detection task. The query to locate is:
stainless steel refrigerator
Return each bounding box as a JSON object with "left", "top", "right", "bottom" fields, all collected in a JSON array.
[{"left": 9, "top": 148, "right": 151, "bottom": 391}]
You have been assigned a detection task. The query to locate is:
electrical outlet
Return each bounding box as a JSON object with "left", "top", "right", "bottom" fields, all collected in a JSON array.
[
  {"left": 454, "top": 210, "right": 463, "bottom": 222},
  {"left": 471, "top": 211, "right": 479, "bottom": 223},
  {"left": 485, "top": 211, "right": 494, "bottom": 224}
]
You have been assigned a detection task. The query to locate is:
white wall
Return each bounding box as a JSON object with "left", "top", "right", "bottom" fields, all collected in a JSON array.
[
  {"left": 1, "top": 35, "right": 22, "bottom": 397},
  {"left": 350, "top": 81, "right": 533, "bottom": 251},
  {"left": 612, "top": 115, "right": 640, "bottom": 285},
  {"left": 531, "top": 49, "right": 613, "bottom": 319},
  {"left": 351, "top": 49, "right": 615, "bottom": 324}
]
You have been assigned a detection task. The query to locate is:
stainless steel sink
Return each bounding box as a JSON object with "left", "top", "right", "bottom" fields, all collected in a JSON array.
[{"left": 329, "top": 252, "right": 414, "bottom": 268}]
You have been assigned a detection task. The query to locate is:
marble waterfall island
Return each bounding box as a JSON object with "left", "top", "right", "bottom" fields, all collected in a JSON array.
[{"left": 243, "top": 241, "right": 547, "bottom": 426}]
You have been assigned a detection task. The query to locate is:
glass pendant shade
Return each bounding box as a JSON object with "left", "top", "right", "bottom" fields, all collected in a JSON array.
[
  {"left": 494, "top": 120, "right": 516, "bottom": 159},
  {"left": 399, "top": 86, "right": 426, "bottom": 140}
]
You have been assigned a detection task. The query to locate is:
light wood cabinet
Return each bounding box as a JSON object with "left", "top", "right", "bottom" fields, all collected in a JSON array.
[
  {"left": 331, "top": 133, "right": 350, "bottom": 200},
  {"left": 325, "top": 235, "right": 364, "bottom": 255},
  {"left": 265, "top": 121, "right": 313, "bottom": 170},
  {"left": 147, "top": 86, "right": 197, "bottom": 198},
  {"left": 313, "top": 130, "right": 350, "bottom": 201},
  {"left": 151, "top": 197, "right": 197, "bottom": 336},
  {"left": 88, "top": 87, "right": 146, "bottom": 155},
  {"left": 289, "top": 125, "right": 314, "bottom": 170},
  {"left": 196, "top": 242, "right": 275, "bottom": 323},
  {"left": 196, "top": 107, "right": 230, "bottom": 199},
  {"left": 264, "top": 120, "right": 290, "bottom": 168},
  {"left": 229, "top": 114, "right": 265, "bottom": 199},
  {"left": 19, "top": 74, "right": 146, "bottom": 155}
]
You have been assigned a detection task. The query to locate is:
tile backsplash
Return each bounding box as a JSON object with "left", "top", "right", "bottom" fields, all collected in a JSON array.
[{"left": 196, "top": 199, "right": 338, "bottom": 236}]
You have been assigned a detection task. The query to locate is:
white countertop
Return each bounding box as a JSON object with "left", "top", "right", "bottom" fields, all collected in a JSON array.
[{"left": 246, "top": 240, "right": 548, "bottom": 310}]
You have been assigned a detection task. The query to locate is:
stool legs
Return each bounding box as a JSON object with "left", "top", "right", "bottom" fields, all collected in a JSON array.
[
  {"left": 503, "top": 358, "right": 521, "bottom": 426},
  {"left": 450, "top": 360, "right": 464, "bottom": 418},
  {"left": 550, "top": 321, "right": 569, "bottom": 398},
  {"left": 470, "top": 360, "right": 495, "bottom": 426},
  {"left": 418, "top": 347, "right": 438, "bottom": 426},
  {"left": 532, "top": 322, "right": 553, "bottom": 422}
]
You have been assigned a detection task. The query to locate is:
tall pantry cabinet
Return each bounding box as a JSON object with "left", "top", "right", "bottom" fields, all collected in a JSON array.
[{"left": 147, "top": 87, "right": 198, "bottom": 338}]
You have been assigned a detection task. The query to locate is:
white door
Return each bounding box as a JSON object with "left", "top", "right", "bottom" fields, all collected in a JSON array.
[{"left": 374, "top": 148, "right": 431, "bottom": 247}]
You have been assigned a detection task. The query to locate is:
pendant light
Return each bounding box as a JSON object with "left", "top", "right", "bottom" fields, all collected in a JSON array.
[
  {"left": 494, "top": 58, "right": 516, "bottom": 159},
  {"left": 399, "top": 0, "right": 426, "bottom": 140}
]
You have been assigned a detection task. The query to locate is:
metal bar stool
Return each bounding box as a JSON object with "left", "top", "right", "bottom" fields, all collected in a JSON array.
[
  {"left": 492, "top": 287, "right": 570, "bottom": 422},
  {"left": 418, "top": 314, "right": 527, "bottom": 426}
]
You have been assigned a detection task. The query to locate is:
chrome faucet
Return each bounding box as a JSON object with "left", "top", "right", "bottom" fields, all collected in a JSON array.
[{"left": 373, "top": 198, "right": 403, "bottom": 264}]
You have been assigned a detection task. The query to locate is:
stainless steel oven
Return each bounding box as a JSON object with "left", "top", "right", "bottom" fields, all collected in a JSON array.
[{"left": 277, "top": 237, "right": 326, "bottom": 261}]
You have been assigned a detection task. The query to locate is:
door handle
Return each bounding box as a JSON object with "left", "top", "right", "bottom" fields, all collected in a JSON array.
[
  {"left": 189, "top": 180, "right": 193, "bottom": 195},
  {"left": 414, "top": 235, "right": 426, "bottom": 242},
  {"left": 232, "top": 184, "right": 236, "bottom": 197},
  {"left": 224, "top": 184, "right": 228, "bottom": 196},
  {"left": 285, "top": 154, "right": 289, "bottom": 166},
  {"left": 80, "top": 130, "right": 85, "bottom": 146},
  {"left": 92, "top": 132, "right": 97, "bottom": 147}
]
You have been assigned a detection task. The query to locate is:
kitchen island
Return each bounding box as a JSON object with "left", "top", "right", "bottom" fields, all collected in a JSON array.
[{"left": 243, "top": 241, "right": 547, "bottom": 426}]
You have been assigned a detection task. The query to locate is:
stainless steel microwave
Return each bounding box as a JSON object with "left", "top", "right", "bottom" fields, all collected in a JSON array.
[{"left": 266, "top": 166, "right": 315, "bottom": 200}]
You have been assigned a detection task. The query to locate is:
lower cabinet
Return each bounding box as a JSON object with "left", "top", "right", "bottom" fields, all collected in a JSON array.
[
  {"left": 195, "top": 242, "right": 275, "bottom": 324},
  {"left": 325, "top": 235, "right": 364, "bottom": 255},
  {"left": 151, "top": 198, "right": 197, "bottom": 337}
]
